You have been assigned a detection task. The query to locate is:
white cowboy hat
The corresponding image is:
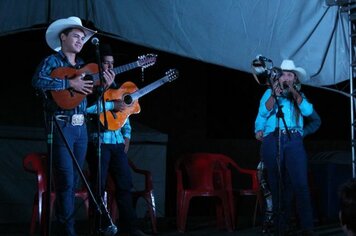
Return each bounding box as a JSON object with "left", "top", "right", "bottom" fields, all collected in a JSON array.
[
  {"left": 280, "top": 59, "right": 308, "bottom": 83},
  {"left": 45, "top": 16, "right": 96, "bottom": 52}
]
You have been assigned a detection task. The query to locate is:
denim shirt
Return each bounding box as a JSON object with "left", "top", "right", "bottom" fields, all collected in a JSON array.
[
  {"left": 32, "top": 50, "right": 87, "bottom": 114},
  {"left": 255, "top": 88, "right": 313, "bottom": 137}
]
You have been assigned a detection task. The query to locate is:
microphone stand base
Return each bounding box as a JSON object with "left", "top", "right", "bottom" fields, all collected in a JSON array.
[{"left": 100, "top": 224, "right": 118, "bottom": 236}]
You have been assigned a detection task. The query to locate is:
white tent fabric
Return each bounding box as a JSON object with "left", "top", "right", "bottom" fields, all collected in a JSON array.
[{"left": 0, "top": 0, "right": 349, "bottom": 86}]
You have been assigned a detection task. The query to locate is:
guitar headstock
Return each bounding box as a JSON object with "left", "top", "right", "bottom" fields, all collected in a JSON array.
[
  {"left": 137, "top": 54, "right": 157, "bottom": 69},
  {"left": 165, "top": 69, "right": 179, "bottom": 82}
]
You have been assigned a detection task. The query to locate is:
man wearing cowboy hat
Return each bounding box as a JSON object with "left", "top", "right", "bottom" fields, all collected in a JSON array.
[
  {"left": 32, "top": 16, "right": 115, "bottom": 236},
  {"left": 254, "top": 59, "right": 315, "bottom": 235}
]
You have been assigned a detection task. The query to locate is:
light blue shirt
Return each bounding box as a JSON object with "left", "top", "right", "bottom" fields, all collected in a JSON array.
[
  {"left": 86, "top": 102, "right": 131, "bottom": 144},
  {"left": 255, "top": 88, "right": 313, "bottom": 137}
]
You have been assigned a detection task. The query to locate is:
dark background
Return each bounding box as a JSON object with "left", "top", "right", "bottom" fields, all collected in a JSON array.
[
  {"left": 0, "top": 29, "right": 352, "bottom": 217},
  {"left": 0, "top": 29, "right": 351, "bottom": 140}
]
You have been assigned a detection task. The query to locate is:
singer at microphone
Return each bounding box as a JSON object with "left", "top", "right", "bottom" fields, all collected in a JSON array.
[
  {"left": 254, "top": 59, "right": 314, "bottom": 234},
  {"left": 33, "top": 16, "right": 105, "bottom": 236}
]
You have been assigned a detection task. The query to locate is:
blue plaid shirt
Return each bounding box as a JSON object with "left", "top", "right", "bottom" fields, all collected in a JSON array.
[{"left": 32, "top": 50, "right": 87, "bottom": 114}]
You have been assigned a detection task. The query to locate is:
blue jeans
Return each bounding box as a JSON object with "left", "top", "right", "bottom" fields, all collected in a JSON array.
[
  {"left": 261, "top": 131, "right": 313, "bottom": 232},
  {"left": 52, "top": 120, "right": 88, "bottom": 236},
  {"left": 87, "top": 143, "right": 137, "bottom": 233}
]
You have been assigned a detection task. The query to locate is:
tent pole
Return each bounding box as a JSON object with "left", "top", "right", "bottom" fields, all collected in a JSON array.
[{"left": 347, "top": 0, "right": 356, "bottom": 178}]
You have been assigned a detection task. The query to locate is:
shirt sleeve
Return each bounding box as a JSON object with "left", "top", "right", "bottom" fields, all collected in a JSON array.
[
  {"left": 254, "top": 110, "right": 267, "bottom": 134},
  {"left": 86, "top": 101, "right": 114, "bottom": 114},
  {"left": 121, "top": 118, "right": 131, "bottom": 139},
  {"left": 32, "top": 55, "right": 70, "bottom": 91},
  {"left": 259, "top": 89, "right": 274, "bottom": 116},
  {"left": 254, "top": 89, "right": 271, "bottom": 133},
  {"left": 298, "top": 93, "right": 313, "bottom": 117}
]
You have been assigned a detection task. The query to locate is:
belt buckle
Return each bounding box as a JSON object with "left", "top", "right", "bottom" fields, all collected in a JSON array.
[
  {"left": 55, "top": 115, "right": 69, "bottom": 122},
  {"left": 71, "top": 114, "right": 84, "bottom": 126}
]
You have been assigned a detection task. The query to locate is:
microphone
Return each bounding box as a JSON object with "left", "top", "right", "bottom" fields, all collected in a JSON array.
[
  {"left": 91, "top": 37, "right": 99, "bottom": 46},
  {"left": 256, "top": 54, "right": 272, "bottom": 62}
]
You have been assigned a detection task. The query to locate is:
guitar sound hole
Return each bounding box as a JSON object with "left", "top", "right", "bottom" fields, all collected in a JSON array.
[
  {"left": 83, "top": 75, "right": 93, "bottom": 81},
  {"left": 123, "top": 95, "right": 133, "bottom": 105}
]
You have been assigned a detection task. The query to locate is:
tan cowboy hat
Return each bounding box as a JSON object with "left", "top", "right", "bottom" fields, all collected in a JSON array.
[
  {"left": 45, "top": 16, "right": 97, "bottom": 52},
  {"left": 280, "top": 59, "right": 308, "bottom": 83}
]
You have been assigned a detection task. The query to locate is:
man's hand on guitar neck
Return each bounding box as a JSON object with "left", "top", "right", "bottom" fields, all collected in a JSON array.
[
  {"left": 103, "top": 69, "right": 116, "bottom": 90},
  {"left": 69, "top": 73, "right": 93, "bottom": 95}
]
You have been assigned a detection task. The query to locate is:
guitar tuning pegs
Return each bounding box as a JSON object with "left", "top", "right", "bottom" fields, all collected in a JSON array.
[{"left": 165, "top": 68, "right": 179, "bottom": 81}]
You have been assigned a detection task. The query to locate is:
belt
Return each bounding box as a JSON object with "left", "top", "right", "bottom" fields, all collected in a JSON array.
[
  {"left": 55, "top": 114, "right": 85, "bottom": 126},
  {"left": 276, "top": 129, "right": 299, "bottom": 135}
]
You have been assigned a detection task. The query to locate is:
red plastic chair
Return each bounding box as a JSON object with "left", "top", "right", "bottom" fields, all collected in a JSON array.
[
  {"left": 106, "top": 159, "right": 158, "bottom": 234},
  {"left": 23, "top": 152, "right": 89, "bottom": 236},
  {"left": 212, "top": 153, "right": 263, "bottom": 229},
  {"left": 175, "top": 153, "right": 233, "bottom": 232}
]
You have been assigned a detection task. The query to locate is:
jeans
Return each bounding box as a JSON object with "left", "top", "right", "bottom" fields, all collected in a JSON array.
[
  {"left": 261, "top": 131, "right": 313, "bottom": 232},
  {"left": 87, "top": 143, "right": 138, "bottom": 233},
  {"left": 51, "top": 119, "right": 88, "bottom": 236}
]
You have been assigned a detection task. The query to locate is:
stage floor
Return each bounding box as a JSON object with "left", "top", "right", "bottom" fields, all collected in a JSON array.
[{"left": 0, "top": 217, "right": 345, "bottom": 236}]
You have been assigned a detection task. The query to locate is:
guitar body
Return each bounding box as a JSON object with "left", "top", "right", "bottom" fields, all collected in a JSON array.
[
  {"left": 100, "top": 81, "right": 141, "bottom": 130},
  {"left": 50, "top": 63, "right": 99, "bottom": 109},
  {"left": 49, "top": 55, "right": 157, "bottom": 110}
]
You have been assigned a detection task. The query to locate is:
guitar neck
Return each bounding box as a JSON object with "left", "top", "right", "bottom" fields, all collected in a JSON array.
[
  {"left": 91, "top": 61, "right": 139, "bottom": 82},
  {"left": 130, "top": 75, "right": 171, "bottom": 101},
  {"left": 112, "top": 61, "right": 139, "bottom": 75}
]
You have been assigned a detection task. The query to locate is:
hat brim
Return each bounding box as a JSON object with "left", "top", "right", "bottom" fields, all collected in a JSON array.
[
  {"left": 45, "top": 18, "right": 96, "bottom": 52},
  {"left": 289, "top": 67, "right": 308, "bottom": 83}
]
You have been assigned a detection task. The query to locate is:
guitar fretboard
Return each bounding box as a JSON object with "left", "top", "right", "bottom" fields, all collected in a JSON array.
[
  {"left": 130, "top": 75, "right": 171, "bottom": 101},
  {"left": 91, "top": 61, "right": 139, "bottom": 82},
  {"left": 112, "top": 61, "right": 139, "bottom": 75}
]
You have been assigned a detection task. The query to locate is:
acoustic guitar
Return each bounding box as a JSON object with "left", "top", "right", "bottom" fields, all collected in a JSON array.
[
  {"left": 50, "top": 54, "right": 157, "bottom": 109},
  {"left": 100, "top": 68, "right": 179, "bottom": 130}
]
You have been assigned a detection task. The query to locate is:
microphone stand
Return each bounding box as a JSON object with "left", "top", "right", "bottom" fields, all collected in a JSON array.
[
  {"left": 40, "top": 97, "right": 105, "bottom": 236},
  {"left": 267, "top": 74, "right": 290, "bottom": 236},
  {"left": 42, "top": 94, "right": 53, "bottom": 236},
  {"left": 92, "top": 41, "right": 115, "bottom": 236},
  {"left": 51, "top": 116, "right": 118, "bottom": 236},
  {"left": 51, "top": 117, "right": 116, "bottom": 235}
]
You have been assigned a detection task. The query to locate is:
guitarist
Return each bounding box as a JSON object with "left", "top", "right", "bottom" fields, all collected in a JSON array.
[
  {"left": 32, "top": 17, "right": 115, "bottom": 236},
  {"left": 86, "top": 44, "right": 149, "bottom": 236}
]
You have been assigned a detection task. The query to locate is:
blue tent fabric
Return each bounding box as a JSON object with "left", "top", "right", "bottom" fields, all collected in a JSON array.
[{"left": 0, "top": 0, "right": 349, "bottom": 87}]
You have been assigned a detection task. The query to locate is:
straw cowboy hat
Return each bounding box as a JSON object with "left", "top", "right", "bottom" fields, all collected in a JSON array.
[
  {"left": 45, "top": 16, "right": 96, "bottom": 51},
  {"left": 280, "top": 59, "right": 308, "bottom": 83}
]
